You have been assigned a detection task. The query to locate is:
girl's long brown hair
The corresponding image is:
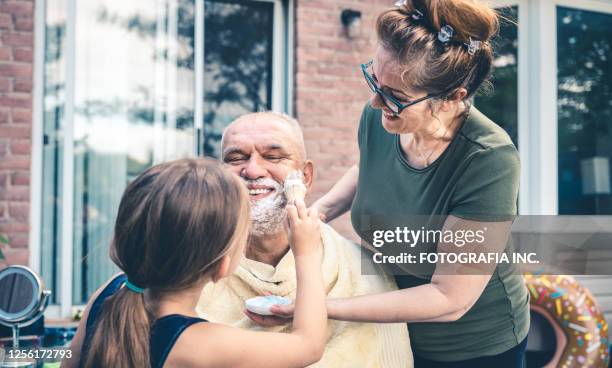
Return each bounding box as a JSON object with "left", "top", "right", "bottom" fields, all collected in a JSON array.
[{"left": 82, "top": 158, "right": 250, "bottom": 368}]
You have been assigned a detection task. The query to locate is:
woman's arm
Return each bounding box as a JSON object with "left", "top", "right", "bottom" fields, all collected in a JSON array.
[
  {"left": 325, "top": 274, "right": 490, "bottom": 323},
  {"left": 269, "top": 216, "right": 512, "bottom": 324},
  {"left": 312, "top": 163, "right": 359, "bottom": 223},
  {"left": 328, "top": 216, "right": 511, "bottom": 322}
]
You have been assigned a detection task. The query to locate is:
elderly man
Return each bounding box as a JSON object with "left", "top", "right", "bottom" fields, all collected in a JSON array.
[{"left": 196, "top": 112, "right": 412, "bottom": 368}]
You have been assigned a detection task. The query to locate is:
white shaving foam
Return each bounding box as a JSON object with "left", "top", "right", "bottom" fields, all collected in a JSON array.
[{"left": 245, "top": 177, "right": 288, "bottom": 237}]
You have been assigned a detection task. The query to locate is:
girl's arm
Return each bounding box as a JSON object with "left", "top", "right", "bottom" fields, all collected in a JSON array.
[
  {"left": 63, "top": 275, "right": 120, "bottom": 367},
  {"left": 180, "top": 256, "right": 326, "bottom": 368},
  {"left": 62, "top": 307, "right": 89, "bottom": 368},
  {"left": 312, "top": 163, "right": 359, "bottom": 223},
  {"left": 177, "top": 200, "right": 327, "bottom": 368}
]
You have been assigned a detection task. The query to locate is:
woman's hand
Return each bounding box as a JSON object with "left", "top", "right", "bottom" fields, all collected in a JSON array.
[
  {"left": 286, "top": 199, "right": 322, "bottom": 257},
  {"left": 309, "top": 164, "right": 359, "bottom": 223},
  {"left": 309, "top": 200, "right": 330, "bottom": 223}
]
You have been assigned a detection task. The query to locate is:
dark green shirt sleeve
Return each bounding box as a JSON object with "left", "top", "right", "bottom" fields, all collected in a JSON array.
[
  {"left": 357, "top": 102, "right": 371, "bottom": 151},
  {"left": 449, "top": 144, "right": 520, "bottom": 222}
]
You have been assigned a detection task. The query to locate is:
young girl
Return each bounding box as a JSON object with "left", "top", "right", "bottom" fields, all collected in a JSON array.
[{"left": 64, "top": 158, "right": 326, "bottom": 368}]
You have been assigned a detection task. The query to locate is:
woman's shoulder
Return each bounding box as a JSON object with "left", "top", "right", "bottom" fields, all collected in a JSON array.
[
  {"left": 359, "top": 101, "right": 383, "bottom": 127},
  {"left": 459, "top": 108, "right": 516, "bottom": 153},
  {"left": 358, "top": 102, "right": 391, "bottom": 151}
]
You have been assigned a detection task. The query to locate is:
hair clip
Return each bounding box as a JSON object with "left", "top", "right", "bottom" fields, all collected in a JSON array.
[
  {"left": 438, "top": 25, "right": 454, "bottom": 43},
  {"left": 465, "top": 38, "right": 482, "bottom": 55},
  {"left": 394, "top": 0, "right": 408, "bottom": 7},
  {"left": 410, "top": 9, "right": 424, "bottom": 20}
]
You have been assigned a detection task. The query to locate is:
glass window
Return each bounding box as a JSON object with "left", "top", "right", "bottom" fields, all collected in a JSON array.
[
  {"left": 474, "top": 6, "right": 518, "bottom": 147},
  {"left": 203, "top": 0, "right": 275, "bottom": 157},
  {"left": 39, "top": 0, "right": 288, "bottom": 309},
  {"left": 41, "top": 0, "right": 197, "bottom": 305},
  {"left": 557, "top": 7, "right": 612, "bottom": 215},
  {"left": 71, "top": 0, "right": 196, "bottom": 304}
]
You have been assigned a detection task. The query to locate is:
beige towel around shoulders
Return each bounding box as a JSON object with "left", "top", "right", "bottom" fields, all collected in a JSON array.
[{"left": 196, "top": 223, "right": 413, "bottom": 368}]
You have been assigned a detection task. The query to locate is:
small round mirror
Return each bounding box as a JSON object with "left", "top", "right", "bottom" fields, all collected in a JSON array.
[
  {"left": 0, "top": 266, "right": 51, "bottom": 350},
  {"left": 0, "top": 266, "right": 42, "bottom": 324}
]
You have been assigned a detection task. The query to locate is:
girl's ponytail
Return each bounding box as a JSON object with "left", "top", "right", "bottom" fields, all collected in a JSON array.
[
  {"left": 83, "top": 287, "right": 152, "bottom": 368},
  {"left": 79, "top": 158, "right": 250, "bottom": 367}
]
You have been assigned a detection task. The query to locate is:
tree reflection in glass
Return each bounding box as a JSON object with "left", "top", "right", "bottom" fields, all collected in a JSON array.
[
  {"left": 557, "top": 7, "right": 612, "bottom": 214},
  {"left": 203, "top": 0, "right": 274, "bottom": 157},
  {"left": 70, "top": 0, "right": 196, "bottom": 303},
  {"left": 474, "top": 6, "right": 518, "bottom": 147}
]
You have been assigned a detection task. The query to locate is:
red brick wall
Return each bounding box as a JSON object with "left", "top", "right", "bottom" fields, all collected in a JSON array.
[
  {"left": 295, "top": 0, "right": 391, "bottom": 240},
  {"left": 0, "top": 0, "right": 34, "bottom": 266}
]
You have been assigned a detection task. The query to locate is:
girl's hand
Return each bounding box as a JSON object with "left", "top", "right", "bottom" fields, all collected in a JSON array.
[{"left": 286, "top": 199, "right": 321, "bottom": 257}]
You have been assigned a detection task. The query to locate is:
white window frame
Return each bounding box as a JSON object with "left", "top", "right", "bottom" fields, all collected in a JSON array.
[
  {"left": 31, "top": 0, "right": 293, "bottom": 319},
  {"left": 489, "top": 0, "right": 532, "bottom": 214}
]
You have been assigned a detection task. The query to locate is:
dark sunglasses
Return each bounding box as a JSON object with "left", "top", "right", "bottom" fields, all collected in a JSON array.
[{"left": 361, "top": 60, "right": 442, "bottom": 116}]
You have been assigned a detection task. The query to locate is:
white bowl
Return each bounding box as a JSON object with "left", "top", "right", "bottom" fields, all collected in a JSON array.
[{"left": 245, "top": 296, "right": 292, "bottom": 316}]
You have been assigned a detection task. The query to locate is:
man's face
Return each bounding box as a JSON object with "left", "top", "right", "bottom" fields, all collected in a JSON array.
[{"left": 222, "top": 116, "right": 313, "bottom": 236}]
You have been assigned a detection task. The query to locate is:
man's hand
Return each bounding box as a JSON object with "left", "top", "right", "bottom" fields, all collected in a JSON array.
[
  {"left": 243, "top": 292, "right": 295, "bottom": 327},
  {"left": 244, "top": 304, "right": 294, "bottom": 327}
]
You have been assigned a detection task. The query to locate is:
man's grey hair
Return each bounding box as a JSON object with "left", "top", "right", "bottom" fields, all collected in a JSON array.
[{"left": 221, "top": 111, "right": 307, "bottom": 160}]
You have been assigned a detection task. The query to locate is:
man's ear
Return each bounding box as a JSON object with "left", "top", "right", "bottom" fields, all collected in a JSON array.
[
  {"left": 212, "top": 255, "right": 232, "bottom": 283},
  {"left": 302, "top": 160, "right": 314, "bottom": 191}
]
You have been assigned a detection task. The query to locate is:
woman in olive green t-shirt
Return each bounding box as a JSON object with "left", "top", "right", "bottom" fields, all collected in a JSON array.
[{"left": 270, "top": 1, "right": 530, "bottom": 367}]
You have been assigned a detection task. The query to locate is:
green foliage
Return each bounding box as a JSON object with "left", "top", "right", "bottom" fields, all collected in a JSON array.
[
  {"left": 0, "top": 233, "right": 8, "bottom": 261},
  {"left": 96, "top": 0, "right": 274, "bottom": 157},
  {"left": 556, "top": 7, "right": 612, "bottom": 214}
]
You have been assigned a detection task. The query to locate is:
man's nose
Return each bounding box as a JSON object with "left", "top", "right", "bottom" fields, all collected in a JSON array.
[{"left": 241, "top": 156, "right": 268, "bottom": 180}]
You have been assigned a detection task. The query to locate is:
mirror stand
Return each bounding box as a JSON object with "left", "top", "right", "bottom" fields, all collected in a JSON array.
[
  {"left": 0, "top": 302, "right": 49, "bottom": 350},
  {"left": 11, "top": 325, "right": 19, "bottom": 350}
]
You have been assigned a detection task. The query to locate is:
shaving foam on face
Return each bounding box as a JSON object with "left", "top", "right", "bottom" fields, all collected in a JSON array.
[
  {"left": 284, "top": 170, "right": 307, "bottom": 203},
  {"left": 246, "top": 177, "right": 287, "bottom": 236}
]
